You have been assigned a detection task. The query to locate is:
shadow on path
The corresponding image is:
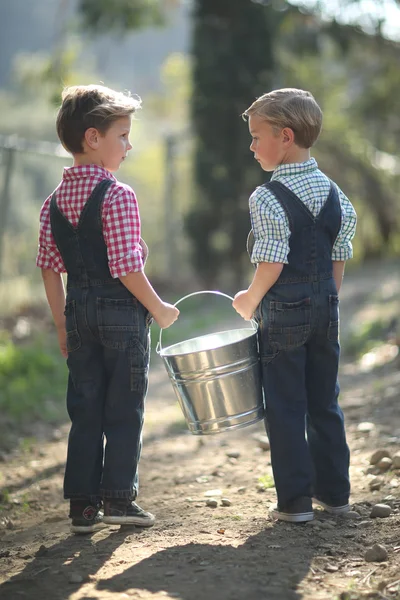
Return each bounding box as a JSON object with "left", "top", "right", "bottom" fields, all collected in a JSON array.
[
  {"left": 96, "top": 524, "right": 315, "bottom": 600},
  {"left": 0, "top": 526, "right": 130, "bottom": 600}
]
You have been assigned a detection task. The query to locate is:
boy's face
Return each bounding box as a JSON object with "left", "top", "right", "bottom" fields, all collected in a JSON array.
[
  {"left": 248, "top": 114, "right": 289, "bottom": 172},
  {"left": 97, "top": 116, "right": 133, "bottom": 172}
]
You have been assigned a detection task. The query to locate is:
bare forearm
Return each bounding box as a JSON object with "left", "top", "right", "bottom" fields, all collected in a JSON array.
[
  {"left": 247, "top": 262, "right": 284, "bottom": 306},
  {"left": 41, "top": 269, "right": 66, "bottom": 329},
  {"left": 333, "top": 261, "right": 345, "bottom": 294},
  {"left": 119, "top": 271, "right": 179, "bottom": 328},
  {"left": 233, "top": 262, "right": 284, "bottom": 320},
  {"left": 119, "top": 271, "right": 164, "bottom": 314}
]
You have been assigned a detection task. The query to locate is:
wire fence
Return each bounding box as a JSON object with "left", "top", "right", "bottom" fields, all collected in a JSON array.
[{"left": 0, "top": 132, "right": 193, "bottom": 315}]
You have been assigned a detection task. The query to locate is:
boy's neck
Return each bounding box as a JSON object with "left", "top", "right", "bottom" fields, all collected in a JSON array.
[
  {"left": 280, "top": 147, "right": 311, "bottom": 166},
  {"left": 72, "top": 153, "right": 107, "bottom": 170}
]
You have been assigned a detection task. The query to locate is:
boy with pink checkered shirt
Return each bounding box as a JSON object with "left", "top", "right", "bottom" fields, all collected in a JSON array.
[{"left": 37, "top": 84, "right": 179, "bottom": 533}]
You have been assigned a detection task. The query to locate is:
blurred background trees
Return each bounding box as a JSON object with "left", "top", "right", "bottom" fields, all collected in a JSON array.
[
  {"left": 0, "top": 0, "right": 399, "bottom": 300},
  {"left": 0, "top": 0, "right": 399, "bottom": 440}
]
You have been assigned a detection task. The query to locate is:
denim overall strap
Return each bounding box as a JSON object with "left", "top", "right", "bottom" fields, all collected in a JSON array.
[
  {"left": 50, "top": 178, "right": 117, "bottom": 288},
  {"left": 260, "top": 180, "right": 341, "bottom": 284}
]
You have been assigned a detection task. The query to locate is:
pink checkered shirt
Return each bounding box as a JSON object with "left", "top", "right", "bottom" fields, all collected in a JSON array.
[{"left": 36, "top": 164, "right": 144, "bottom": 278}]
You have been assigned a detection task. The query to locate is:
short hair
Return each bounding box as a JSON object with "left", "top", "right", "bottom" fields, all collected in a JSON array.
[
  {"left": 243, "top": 88, "right": 322, "bottom": 149},
  {"left": 56, "top": 84, "right": 141, "bottom": 154}
]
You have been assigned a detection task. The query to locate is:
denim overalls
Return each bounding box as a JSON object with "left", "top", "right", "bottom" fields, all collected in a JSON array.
[
  {"left": 50, "top": 179, "right": 151, "bottom": 503},
  {"left": 252, "top": 180, "right": 350, "bottom": 509}
]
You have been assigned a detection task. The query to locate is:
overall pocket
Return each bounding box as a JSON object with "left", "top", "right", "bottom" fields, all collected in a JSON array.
[
  {"left": 64, "top": 300, "right": 81, "bottom": 352},
  {"left": 97, "top": 297, "right": 146, "bottom": 353},
  {"left": 268, "top": 297, "right": 311, "bottom": 351},
  {"left": 327, "top": 294, "right": 340, "bottom": 342}
]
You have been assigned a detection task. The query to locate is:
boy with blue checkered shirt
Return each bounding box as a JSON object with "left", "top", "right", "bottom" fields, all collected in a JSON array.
[{"left": 233, "top": 88, "right": 357, "bottom": 523}]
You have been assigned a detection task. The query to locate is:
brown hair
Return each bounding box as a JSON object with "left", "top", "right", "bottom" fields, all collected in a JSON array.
[
  {"left": 243, "top": 88, "right": 322, "bottom": 149},
  {"left": 56, "top": 84, "right": 141, "bottom": 154}
]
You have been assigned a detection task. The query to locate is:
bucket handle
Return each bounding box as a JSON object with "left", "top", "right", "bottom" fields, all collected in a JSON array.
[{"left": 156, "top": 290, "right": 258, "bottom": 354}]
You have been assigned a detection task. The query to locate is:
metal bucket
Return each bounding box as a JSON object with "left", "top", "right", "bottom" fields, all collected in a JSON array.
[{"left": 157, "top": 291, "right": 264, "bottom": 435}]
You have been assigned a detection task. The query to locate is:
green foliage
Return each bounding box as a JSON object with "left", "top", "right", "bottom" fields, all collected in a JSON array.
[
  {"left": 78, "top": 0, "right": 166, "bottom": 33},
  {"left": 0, "top": 333, "right": 67, "bottom": 421},
  {"left": 187, "top": 0, "right": 279, "bottom": 287},
  {"left": 344, "top": 318, "right": 392, "bottom": 357}
]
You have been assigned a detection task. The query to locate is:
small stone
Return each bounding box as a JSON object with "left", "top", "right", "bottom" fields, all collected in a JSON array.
[
  {"left": 205, "top": 499, "right": 218, "bottom": 508},
  {"left": 307, "top": 520, "right": 321, "bottom": 528},
  {"left": 370, "top": 449, "right": 392, "bottom": 465},
  {"left": 377, "top": 457, "right": 393, "bottom": 472},
  {"left": 392, "top": 452, "right": 400, "bottom": 469},
  {"left": 226, "top": 450, "right": 240, "bottom": 459},
  {"left": 319, "top": 521, "right": 335, "bottom": 529},
  {"left": 69, "top": 573, "right": 83, "bottom": 584},
  {"left": 204, "top": 489, "right": 222, "bottom": 497},
  {"left": 52, "top": 428, "right": 63, "bottom": 441},
  {"left": 369, "top": 476, "right": 384, "bottom": 491},
  {"left": 364, "top": 544, "right": 388, "bottom": 562},
  {"left": 343, "top": 511, "right": 361, "bottom": 520},
  {"left": 370, "top": 503, "right": 392, "bottom": 518},
  {"left": 257, "top": 436, "right": 270, "bottom": 451},
  {"left": 221, "top": 498, "right": 232, "bottom": 507},
  {"left": 358, "top": 422, "right": 376, "bottom": 433},
  {"left": 389, "top": 479, "right": 399, "bottom": 488},
  {"left": 325, "top": 564, "right": 339, "bottom": 572},
  {"left": 237, "top": 487, "right": 247, "bottom": 494},
  {"left": 365, "top": 465, "right": 379, "bottom": 475}
]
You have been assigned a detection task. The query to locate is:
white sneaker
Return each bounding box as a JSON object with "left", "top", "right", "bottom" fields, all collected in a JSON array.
[{"left": 312, "top": 498, "right": 350, "bottom": 515}]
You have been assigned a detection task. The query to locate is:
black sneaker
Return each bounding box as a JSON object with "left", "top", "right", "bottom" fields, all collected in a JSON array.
[
  {"left": 69, "top": 500, "right": 105, "bottom": 534},
  {"left": 103, "top": 500, "right": 155, "bottom": 527},
  {"left": 270, "top": 496, "right": 314, "bottom": 523}
]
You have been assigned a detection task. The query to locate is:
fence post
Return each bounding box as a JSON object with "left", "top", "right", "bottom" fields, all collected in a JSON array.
[{"left": 0, "top": 147, "right": 16, "bottom": 280}]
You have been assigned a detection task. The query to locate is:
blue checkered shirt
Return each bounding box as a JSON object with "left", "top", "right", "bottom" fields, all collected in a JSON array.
[{"left": 249, "top": 158, "right": 357, "bottom": 264}]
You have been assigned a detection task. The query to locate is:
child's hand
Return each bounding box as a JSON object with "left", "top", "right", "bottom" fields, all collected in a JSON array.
[
  {"left": 232, "top": 290, "right": 256, "bottom": 321},
  {"left": 56, "top": 324, "right": 68, "bottom": 358},
  {"left": 154, "top": 303, "right": 180, "bottom": 329}
]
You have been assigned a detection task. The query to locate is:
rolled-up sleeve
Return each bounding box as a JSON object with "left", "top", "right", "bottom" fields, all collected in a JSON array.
[
  {"left": 249, "top": 187, "right": 290, "bottom": 264},
  {"left": 36, "top": 197, "right": 66, "bottom": 272},
  {"left": 332, "top": 188, "right": 357, "bottom": 261},
  {"left": 103, "top": 184, "right": 144, "bottom": 278}
]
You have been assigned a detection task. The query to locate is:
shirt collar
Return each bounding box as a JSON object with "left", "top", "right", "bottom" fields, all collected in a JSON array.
[
  {"left": 271, "top": 158, "right": 318, "bottom": 180},
  {"left": 62, "top": 164, "right": 116, "bottom": 182}
]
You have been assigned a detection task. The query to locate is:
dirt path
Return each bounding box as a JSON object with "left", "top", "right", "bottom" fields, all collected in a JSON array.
[{"left": 1, "top": 264, "right": 400, "bottom": 600}]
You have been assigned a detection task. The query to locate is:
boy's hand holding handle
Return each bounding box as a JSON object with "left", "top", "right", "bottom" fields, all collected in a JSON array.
[
  {"left": 232, "top": 262, "right": 284, "bottom": 320},
  {"left": 152, "top": 302, "right": 180, "bottom": 329},
  {"left": 119, "top": 271, "right": 179, "bottom": 329}
]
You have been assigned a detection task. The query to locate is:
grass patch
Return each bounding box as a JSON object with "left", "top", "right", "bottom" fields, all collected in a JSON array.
[
  {"left": 257, "top": 474, "right": 275, "bottom": 490},
  {"left": 343, "top": 317, "right": 393, "bottom": 357},
  {"left": 0, "top": 331, "right": 67, "bottom": 423}
]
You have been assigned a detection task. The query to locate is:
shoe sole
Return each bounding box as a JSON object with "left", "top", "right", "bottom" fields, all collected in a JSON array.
[
  {"left": 312, "top": 498, "right": 350, "bottom": 515},
  {"left": 270, "top": 508, "right": 314, "bottom": 523},
  {"left": 103, "top": 516, "right": 155, "bottom": 527},
  {"left": 70, "top": 522, "right": 107, "bottom": 534}
]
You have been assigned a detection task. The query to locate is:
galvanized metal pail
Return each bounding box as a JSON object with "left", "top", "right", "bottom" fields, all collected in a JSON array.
[{"left": 156, "top": 291, "right": 264, "bottom": 435}]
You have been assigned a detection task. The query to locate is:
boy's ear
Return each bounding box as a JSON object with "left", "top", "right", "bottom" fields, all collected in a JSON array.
[
  {"left": 84, "top": 127, "right": 100, "bottom": 149},
  {"left": 282, "top": 127, "right": 295, "bottom": 145}
]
